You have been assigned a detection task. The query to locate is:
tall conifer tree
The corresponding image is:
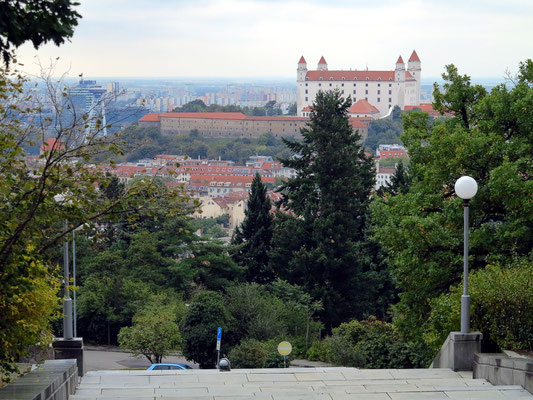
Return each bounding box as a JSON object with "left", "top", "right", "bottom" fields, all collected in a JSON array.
[
  {"left": 232, "top": 173, "right": 274, "bottom": 283},
  {"left": 272, "top": 90, "right": 376, "bottom": 330}
]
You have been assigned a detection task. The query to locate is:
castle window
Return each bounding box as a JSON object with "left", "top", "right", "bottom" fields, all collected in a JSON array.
[
  {"left": 389, "top": 90, "right": 392, "bottom": 94},
  {"left": 389, "top": 98, "right": 392, "bottom": 102},
  {"left": 377, "top": 98, "right": 380, "bottom": 102},
  {"left": 305, "top": 89, "right": 308, "bottom": 94},
  {"left": 389, "top": 78, "right": 392, "bottom": 81},
  {"left": 378, "top": 78, "right": 382, "bottom": 81},
  {"left": 353, "top": 90, "right": 356, "bottom": 94},
  {"left": 329, "top": 77, "right": 333, "bottom": 80},
  {"left": 353, "top": 97, "right": 356, "bottom": 102},
  {"left": 365, "top": 90, "right": 368, "bottom": 94},
  {"left": 305, "top": 97, "right": 308, "bottom": 101},
  {"left": 353, "top": 77, "right": 357, "bottom": 80},
  {"left": 341, "top": 90, "right": 344, "bottom": 94},
  {"left": 378, "top": 90, "right": 380, "bottom": 94},
  {"left": 341, "top": 83, "right": 344, "bottom": 87},
  {"left": 365, "top": 83, "right": 368, "bottom": 87},
  {"left": 378, "top": 83, "right": 381, "bottom": 87},
  {"left": 341, "top": 77, "right": 345, "bottom": 80},
  {"left": 319, "top": 77, "right": 323, "bottom": 80},
  {"left": 366, "top": 77, "right": 369, "bottom": 80},
  {"left": 305, "top": 83, "right": 308, "bottom": 86},
  {"left": 306, "top": 76, "right": 309, "bottom": 80},
  {"left": 329, "top": 83, "right": 332, "bottom": 87},
  {"left": 318, "top": 83, "right": 321, "bottom": 87}
]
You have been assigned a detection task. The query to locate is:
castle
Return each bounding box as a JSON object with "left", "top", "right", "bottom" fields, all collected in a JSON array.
[{"left": 297, "top": 50, "right": 421, "bottom": 117}]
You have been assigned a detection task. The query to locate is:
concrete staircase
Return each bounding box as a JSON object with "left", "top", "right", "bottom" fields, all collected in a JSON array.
[{"left": 73, "top": 367, "right": 532, "bottom": 400}]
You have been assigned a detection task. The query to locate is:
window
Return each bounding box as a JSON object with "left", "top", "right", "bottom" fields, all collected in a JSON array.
[
  {"left": 377, "top": 90, "right": 380, "bottom": 94},
  {"left": 365, "top": 90, "right": 368, "bottom": 94},
  {"left": 365, "top": 97, "right": 368, "bottom": 101},
  {"left": 353, "top": 97, "right": 356, "bottom": 102},
  {"left": 305, "top": 83, "right": 308, "bottom": 86},
  {"left": 329, "top": 83, "right": 332, "bottom": 87},
  {"left": 329, "top": 77, "right": 333, "bottom": 80},
  {"left": 389, "top": 98, "right": 392, "bottom": 102},
  {"left": 353, "top": 90, "right": 356, "bottom": 94},
  {"left": 377, "top": 98, "right": 380, "bottom": 102},
  {"left": 305, "top": 89, "right": 308, "bottom": 94},
  {"left": 341, "top": 83, "right": 344, "bottom": 86},
  {"left": 318, "top": 83, "right": 321, "bottom": 87},
  {"left": 389, "top": 90, "right": 392, "bottom": 94},
  {"left": 341, "top": 90, "right": 344, "bottom": 94},
  {"left": 389, "top": 83, "right": 392, "bottom": 87},
  {"left": 319, "top": 77, "right": 323, "bottom": 80},
  {"left": 365, "top": 83, "right": 368, "bottom": 87}
]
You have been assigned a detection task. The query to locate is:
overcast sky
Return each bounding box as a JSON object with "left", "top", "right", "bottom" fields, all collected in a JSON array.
[{"left": 17, "top": 0, "right": 533, "bottom": 80}]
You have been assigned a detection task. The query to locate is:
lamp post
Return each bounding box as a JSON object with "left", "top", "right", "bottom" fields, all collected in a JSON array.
[
  {"left": 54, "top": 194, "right": 74, "bottom": 339},
  {"left": 454, "top": 176, "right": 478, "bottom": 334}
]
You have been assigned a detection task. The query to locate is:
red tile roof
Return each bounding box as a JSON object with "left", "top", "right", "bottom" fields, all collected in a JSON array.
[
  {"left": 303, "top": 106, "right": 312, "bottom": 111},
  {"left": 299, "top": 56, "right": 307, "bottom": 64},
  {"left": 348, "top": 118, "right": 368, "bottom": 129},
  {"left": 318, "top": 56, "right": 327, "bottom": 64},
  {"left": 348, "top": 99, "right": 380, "bottom": 115},
  {"left": 139, "top": 113, "right": 162, "bottom": 122},
  {"left": 396, "top": 56, "right": 404, "bottom": 64},
  {"left": 404, "top": 103, "right": 448, "bottom": 116},
  {"left": 409, "top": 50, "right": 420, "bottom": 62},
  {"left": 305, "top": 70, "right": 415, "bottom": 82},
  {"left": 140, "top": 113, "right": 309, "bottom": 123}
]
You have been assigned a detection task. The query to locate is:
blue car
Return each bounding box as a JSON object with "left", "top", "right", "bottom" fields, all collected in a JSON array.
[{"left": 147, "top": 363, "right": 192, "bottom": 370}]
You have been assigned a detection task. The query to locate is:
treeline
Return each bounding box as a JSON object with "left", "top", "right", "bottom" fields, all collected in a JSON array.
[
  {"left": 111, "top": 126, "right": 292, "bottom": 165},
  {"left": 171, "top": 99, "right": 297, "bottom": 116}
]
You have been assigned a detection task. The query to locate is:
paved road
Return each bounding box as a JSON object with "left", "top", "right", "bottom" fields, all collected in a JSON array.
[{"left": 84, "top": 347, "right": 198, "bottom": 372}]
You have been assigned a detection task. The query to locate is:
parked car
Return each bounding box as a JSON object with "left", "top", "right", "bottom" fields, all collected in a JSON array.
[{"left": 147, "top": 363, "right": 193, "bottom": 370}]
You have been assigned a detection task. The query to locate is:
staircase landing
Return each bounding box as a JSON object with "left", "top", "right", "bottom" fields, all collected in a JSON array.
[{"left": 73, "top": 367, "right": 532, "bottom": 400}]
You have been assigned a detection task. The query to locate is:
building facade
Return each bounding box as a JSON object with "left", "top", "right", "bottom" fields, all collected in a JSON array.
[{"left": 297, "top": 51, "right": 421, "bottom": 116}]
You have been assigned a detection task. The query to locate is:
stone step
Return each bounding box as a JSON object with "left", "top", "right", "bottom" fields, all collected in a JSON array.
[{"left": 72, "top": 367, "right": 533, "bottom": 400}]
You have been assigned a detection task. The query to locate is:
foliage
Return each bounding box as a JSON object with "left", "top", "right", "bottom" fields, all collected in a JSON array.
[
  {"left": 114, "top": 125, "right": 292, "bottom": 165},
  {"left": 0, "top": 0, "right": 81, "bottom": 66},
  {"left": 232, "top": 173, "right": 274, "bottom": 283},
  {"left": 365, "top": 117, "right": 403, "bottom": 151},
  {"left": 0, "top": 62, "right": 192, "bottom": 377},
  {"left": 180, "top": 291, "right": 235, "bottom": 368},
  {"left": 117, "top": 295, "right": 182, "bottom": 364},
  {"left": 425, "top": 259, "right": 533, "bottom": 353},
  {"left": 325, "top": 335, "right": 365, "bottom": 367},
  {"left": 171, "top": 99, "right": 281, "bottom": 117},
  {"left": 306, "top": 340, "right": 332, "bottom": 362},
  {"left": 272, "top": 89, "right": 380, "bottom": 330},
  {"left": 228, "top": 339, "right": 268, "bottom": 368},
  {"left": 377, "top": 160, "right": 411, "bottom": 197},
  {"left": 0, "top": 248, "right": 60, "bottom": 381},
  {"left": 371, "top": 61, "right": 533, "bottom": 341},
  {"left": 193, "top": 216, "right": 229, "bottom": 238}
]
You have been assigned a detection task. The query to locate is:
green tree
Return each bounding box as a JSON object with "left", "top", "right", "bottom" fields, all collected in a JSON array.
[
  {"left": 232, "top": 173, "right": 274, "bottom": 283},
  {"left": 378, "top": 160, "right": 411, "bottom": 197},
  {"left": 0, "top": 0, "right": 81, "bottom": 66},
  {"left": 371, "top": 61, "right": 533, "bottom": 343},
  {"left": 180, "top": 291, "right": 235, "bottom": 368},
  {"left": 118, "top": 296, "right": 182, "bottom": 363},
  {"left": 273, "top": 90, "right": 376, "bottom": 330}
]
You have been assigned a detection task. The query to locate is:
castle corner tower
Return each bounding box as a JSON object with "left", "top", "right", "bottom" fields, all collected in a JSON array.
[{"left": 407, "top": 50, "right": 421, "bottom": 106}]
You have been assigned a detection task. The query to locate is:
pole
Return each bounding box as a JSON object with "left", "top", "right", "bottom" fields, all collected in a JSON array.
[
  {"left": 72, "top": 230, "right": 77, "bottom": 338},
  {"left": 63, "top": 220, "right": 73, "bottom": 339},
  {"left": 460, "top": 200, "right": 470, "bottom": 333}
]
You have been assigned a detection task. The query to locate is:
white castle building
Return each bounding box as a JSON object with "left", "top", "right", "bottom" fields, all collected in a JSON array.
[{"left": 297, "top": 51, "right": 421, "bottom": 117}]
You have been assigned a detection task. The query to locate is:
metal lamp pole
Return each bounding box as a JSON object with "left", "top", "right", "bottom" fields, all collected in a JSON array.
[
  {"left": 454, "top": 176, "right": 478, "bottom": 334},
  {"left": 55, "top": 194, "right": 74, "bottom": 339}
]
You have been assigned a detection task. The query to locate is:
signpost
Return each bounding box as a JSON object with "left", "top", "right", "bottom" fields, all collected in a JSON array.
[
  {"left": 216, "top": 327, "right": 222, "bottom": 367},
  {"left": 277, "top": 341, "right": 292, "bottom": 368}
]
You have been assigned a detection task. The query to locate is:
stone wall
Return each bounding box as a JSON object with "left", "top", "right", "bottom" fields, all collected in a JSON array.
[
  {"left": 0, "top": 359, "right": 77, "bottom": 400},
  {"left": 473, "top": 353, "right": 533, "bottom": 394}
]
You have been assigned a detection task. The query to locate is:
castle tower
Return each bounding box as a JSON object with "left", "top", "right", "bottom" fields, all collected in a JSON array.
[
  {"left": 407, "top": 50, "right": 421, "bottom": 105},
  {"left": 297, "top": 56, "right": 307, "bottom": 82},
  {"left": 317, "top": 56, "right": 328, "bottom": 71},
  {"left": 395, "top": 56, "right": 405, "bottom": 109}
]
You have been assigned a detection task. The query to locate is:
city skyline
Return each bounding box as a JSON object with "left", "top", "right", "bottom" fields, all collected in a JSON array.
[{"left": 16, "top": 0, "right": 533, "bottom": 80}]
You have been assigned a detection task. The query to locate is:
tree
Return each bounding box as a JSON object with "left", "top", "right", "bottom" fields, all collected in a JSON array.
[
  {"left": 232, "top": 173, "right": 274, "bottom": 283},
  {"left": 118, "top": 296, "right": 182, "bottom": 363},
  {"left": 180, "top": 291, "right": 235, "bottom": 368},
  {"left": 0, "top": 64, "right": 191, "bottom": 377},
  {"left": 0, "top": 0, "right": 82, "bottom": 66},
  {"left": 378, "top": 160, "right": 411, "bottom": 197},
  {"left": 371, "top": 61, "right": 533, "bottom": 343},
  {"left": 272, "top": 90, "right": 376, "bottom": 330}
]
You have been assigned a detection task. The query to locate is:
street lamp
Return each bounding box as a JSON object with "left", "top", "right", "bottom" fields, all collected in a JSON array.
[
  {"left": 454, "top": 176, "right": 478, "bottom": 334},
  {"left": 54, "top": 194, "right": 74, "bottom": 340}
]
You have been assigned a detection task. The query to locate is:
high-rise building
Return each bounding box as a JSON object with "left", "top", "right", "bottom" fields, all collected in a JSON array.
[{"left": 68, "top": 79, "right": 108, "bottom": 136}]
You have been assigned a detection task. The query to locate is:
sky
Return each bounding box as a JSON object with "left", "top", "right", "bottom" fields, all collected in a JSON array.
[{"left": 17, "top": 0, "right": 533, "bottom": 81}]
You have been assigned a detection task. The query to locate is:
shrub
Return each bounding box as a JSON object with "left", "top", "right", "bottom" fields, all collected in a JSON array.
[
  {"left": 326, "top": 335, "right": 365, "bottom": 367},
  {"left": 425, "top": 259, "right": 533, "bottom": 353},
  {"left": 229, "top": 339, "right": 268, "bottom": 368},
  {"left": 306, "top": 340, "right": 331, "bottom": 362}
]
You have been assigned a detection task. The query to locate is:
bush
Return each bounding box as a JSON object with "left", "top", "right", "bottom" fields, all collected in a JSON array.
[
  {"left": 426, "top": 259, "right": 533, "bottom": 353},
  {"left": 229, "top": 339, "right": 268, "bottom": 368},
  {"left": 326, "top": 335, "right": 365, "bottom": 367},
  {"left": 306, "top": 340, "right": 331, "bottom": 362}
]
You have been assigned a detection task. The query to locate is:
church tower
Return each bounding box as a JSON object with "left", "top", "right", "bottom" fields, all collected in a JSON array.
[
  {"left": 317, "top": 56, "right": 328, "bottom": 71},
  {"left": 407, "top": 50, "right": 421, "bottom": 105}
]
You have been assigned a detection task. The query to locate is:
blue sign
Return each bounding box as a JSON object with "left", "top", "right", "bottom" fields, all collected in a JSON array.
[{"left": 217, "top": 327, "right": 222, "bottom": 341}]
